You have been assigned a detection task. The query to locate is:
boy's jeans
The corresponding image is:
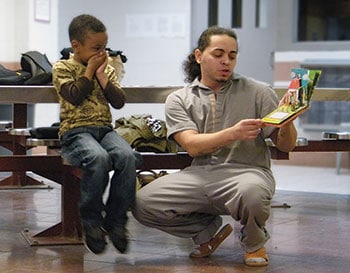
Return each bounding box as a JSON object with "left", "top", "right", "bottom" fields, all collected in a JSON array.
[{"left": 60, "top": 126, "right": 142, "bottom": 229}]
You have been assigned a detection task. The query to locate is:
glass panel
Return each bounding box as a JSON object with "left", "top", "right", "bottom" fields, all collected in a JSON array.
[
  {"left": 208, "top": 0, "right": 218, "bottom": 26},
  {"left": 231, "top": 0, "right": 242, "bottom": 28},
  {"left": 299, "top": 65, "right": 350, "bottom": 128},
  {"left": 298, "top": 0, "right": 350, "bottom": 41},
  {"left": 256, "top": 0, "right": 268, "bottom": 28}
]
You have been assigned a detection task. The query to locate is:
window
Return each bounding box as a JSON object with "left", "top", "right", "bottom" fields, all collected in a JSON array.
[
  {"left": 231, "top": 0, "right": 242, "bottom": 28},
  {"left": 298, "top": 0, "right": 350, "bottom": 41},
  {"left": 208, "top": 0, "right": 218, "bottom": 26},
  {"left": 255, "top": 0, "right": 268, "bottom": 28},
  {"left": 208, "top": 0, "right": 242, "bottom": 28},
  {"left": 300, "top": 64, "right": 350, "bottom": 126}
]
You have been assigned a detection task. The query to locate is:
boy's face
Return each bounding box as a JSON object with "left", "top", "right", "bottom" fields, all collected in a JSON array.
[{"left": 72, "top": 31, "right": 108, "bottom": 65}]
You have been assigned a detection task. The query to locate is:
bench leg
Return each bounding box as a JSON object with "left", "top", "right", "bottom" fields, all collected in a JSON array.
[
  {"left": 21, "top": 165, "right": 83, "bottom": 246},
  {"left": 336, "top": 152, "right": 342, "bottom": 175},
  {"left": 0, "top": 131, "right": 50, "bottom": 189},
  {"left": 0, "top": 172, "right": 50, "bottom": 189}
]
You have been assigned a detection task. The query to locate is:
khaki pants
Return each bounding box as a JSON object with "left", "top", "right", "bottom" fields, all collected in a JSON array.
[{"left": 132, "top": 164, "right": 275, "bottom": 253}]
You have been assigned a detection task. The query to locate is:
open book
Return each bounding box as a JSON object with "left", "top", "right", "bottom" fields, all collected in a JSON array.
[{"left": 262, "top": 68, "right": 322, "bottom": 127}]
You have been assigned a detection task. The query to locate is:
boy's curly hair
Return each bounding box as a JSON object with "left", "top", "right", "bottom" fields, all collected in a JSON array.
[{"left": 68, "top": 14, "right": 106, "bottom": 44}]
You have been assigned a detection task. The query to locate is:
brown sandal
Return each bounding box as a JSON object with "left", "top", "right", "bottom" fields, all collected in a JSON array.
[
  {"left": 244, "top": 247, "right": 269, "bottom": 267},
  {"left": 190, "top": 224, "right": 233, "bottom": 258}
]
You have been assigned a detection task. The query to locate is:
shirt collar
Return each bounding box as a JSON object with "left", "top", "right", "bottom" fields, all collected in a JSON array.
[{"left": 189, "top": 73, "right": 241, "bottom": 90}]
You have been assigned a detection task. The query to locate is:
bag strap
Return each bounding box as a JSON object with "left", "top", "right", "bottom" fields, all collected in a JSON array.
[{"left": 21, "top": 51, "right": 52, "bottom": 74}]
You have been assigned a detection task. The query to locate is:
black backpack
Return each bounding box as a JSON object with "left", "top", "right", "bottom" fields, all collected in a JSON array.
[
  {"left": 0, "top": 64, "right": 31, "bottom": 85},
  {"left": 60, "top": 47, "right": 127, "bottom": 63},
  {"left": 21, "top": 51, "right": 53, "bottom": 85}
]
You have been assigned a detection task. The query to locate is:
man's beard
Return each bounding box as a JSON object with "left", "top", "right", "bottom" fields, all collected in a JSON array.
[{"left": 215, "top": 78, "right": 227, "bottom": 83}]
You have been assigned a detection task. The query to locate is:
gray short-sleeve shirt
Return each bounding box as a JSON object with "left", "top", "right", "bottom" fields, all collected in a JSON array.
[{"left": 165, "top": 74, "right": 279, "bottom": 169}]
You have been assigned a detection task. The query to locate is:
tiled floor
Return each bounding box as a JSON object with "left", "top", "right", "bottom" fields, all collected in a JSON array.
[
  {"left": 0, "top": 164, "right": 349, "bottom": 273},
  {"left": 272, "top": 162, "right": 350, "bottom": 195}
]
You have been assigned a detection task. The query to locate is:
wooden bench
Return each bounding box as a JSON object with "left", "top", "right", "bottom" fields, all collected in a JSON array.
[
  {"left": 9, "top": 128, "right": 350, "bottom": 246},
  {"left": 0, "top": 121, "right": 12, "bottom": 131},
  {"left": 1, "top": 86, "right": 350, "bottom": 246},
  {"left": 15, "top": 136, "right": 350, "bottom": 246}
]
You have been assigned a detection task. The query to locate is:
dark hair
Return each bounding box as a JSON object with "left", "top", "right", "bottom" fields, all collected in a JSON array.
[
  {"left": 68, "top": 14, "right": 106, "bottom": 44},
  {"left": 183, "top": 26, "right": 238, "bottom": 83}
]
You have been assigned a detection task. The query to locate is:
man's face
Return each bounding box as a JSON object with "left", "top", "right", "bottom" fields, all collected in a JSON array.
[
  {"left": 195, "top": 34, "right": 238, "bottom": 89},
  {"left": 72, "top": 31, "right": 108, "bottom": 65}
]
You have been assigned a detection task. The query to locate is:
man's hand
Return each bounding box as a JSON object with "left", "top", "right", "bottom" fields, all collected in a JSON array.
[
  {"left": 174, "top": 119, "right": 265, "bottom": 157},
  {"left": 231, "top": 119, "right": 265, "bottom": 140}
]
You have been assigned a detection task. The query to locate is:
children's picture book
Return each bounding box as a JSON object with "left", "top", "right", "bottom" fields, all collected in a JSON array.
[{"left": 262, "top": 68, "right": 322, "bottom": 127}]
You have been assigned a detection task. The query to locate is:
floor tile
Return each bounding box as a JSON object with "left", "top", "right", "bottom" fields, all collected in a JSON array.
[{"left": 0, "top": 167, "right": 349, "bottom": 272}]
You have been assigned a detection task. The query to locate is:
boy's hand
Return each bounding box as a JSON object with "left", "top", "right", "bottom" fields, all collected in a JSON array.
[
  {"left": 85, "top": 51, "right": 107, "bottom": 80},
  {"left": 89, "top": 51, "right": 107, "bottom": 70},
  {"left": 94, "top": 51, "right": 109, "bottom": 89},
  {"left": 96, "top": 51, "right": 109, "bottom": 75}
]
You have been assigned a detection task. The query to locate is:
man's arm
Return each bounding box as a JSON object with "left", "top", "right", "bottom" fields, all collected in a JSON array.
[
  {"left": 173, "top": 119, "right": 264, "bottom": 157},
  {"left": 269, "top": 121, "right": 297, "bottom": 152}
]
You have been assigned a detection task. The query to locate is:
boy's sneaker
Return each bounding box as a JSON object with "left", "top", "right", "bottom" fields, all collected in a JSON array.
[
  {"left": 82, "top": 224, "right": 107, "bottom": 254},
  {"left": 107, "top": 226, "right": 128, "bottom": 253}
]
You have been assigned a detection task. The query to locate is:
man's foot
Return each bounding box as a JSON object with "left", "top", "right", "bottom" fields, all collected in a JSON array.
[
  {"left": 244, "top": 247, "right": 269, "bottom": 267},
  {"left": 189, "top": 224, "right": 233, "bottom": 258},
  {"left": 82, "top": 224, "right": 107, "bottom": 254},
  {"left": 107, "top": 226, "right": 129, "bottom": 254}
]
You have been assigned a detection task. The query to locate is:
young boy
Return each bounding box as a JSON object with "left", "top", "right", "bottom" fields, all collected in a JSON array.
[{"left": 52, "top": 14, "right": 142, "bottom": 255}]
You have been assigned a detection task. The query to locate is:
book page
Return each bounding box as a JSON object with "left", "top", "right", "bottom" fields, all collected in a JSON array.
[{"left": 262, "top": 68, "right": 321, "bottom": 127}]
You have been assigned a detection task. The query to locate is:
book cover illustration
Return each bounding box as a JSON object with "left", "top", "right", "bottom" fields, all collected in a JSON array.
[{"left": 262, "top": 68, "right": 322, "bottom": 127}]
